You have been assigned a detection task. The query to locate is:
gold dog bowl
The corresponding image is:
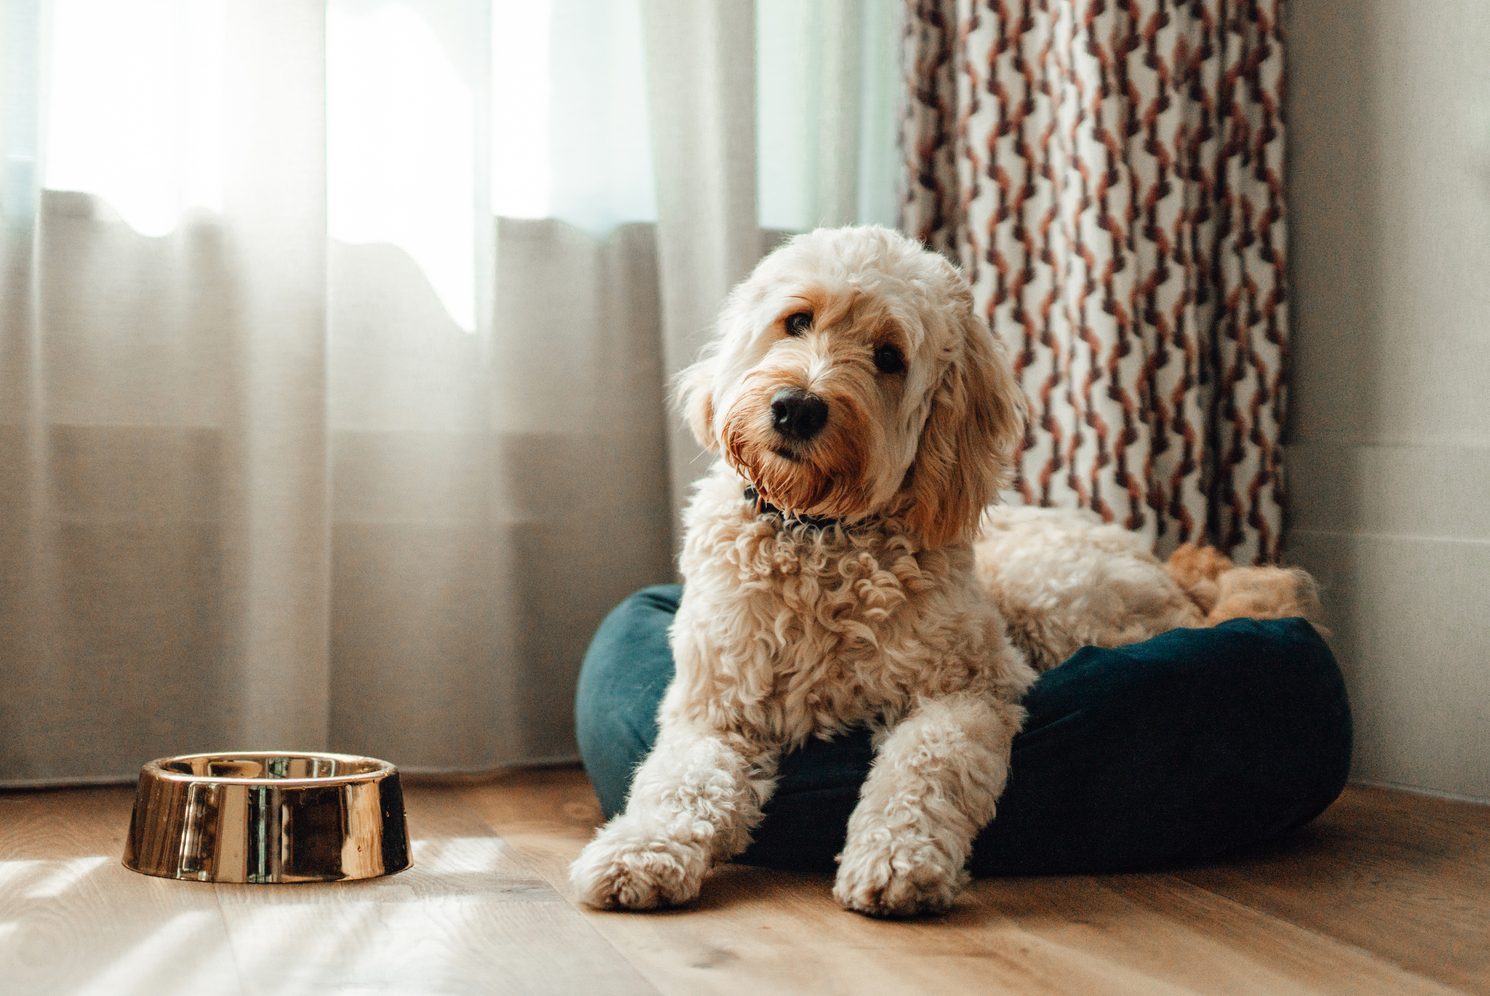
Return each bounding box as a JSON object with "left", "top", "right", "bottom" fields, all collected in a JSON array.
[{"left": 123, "top": 751, "right": 410, "bottom": 884}]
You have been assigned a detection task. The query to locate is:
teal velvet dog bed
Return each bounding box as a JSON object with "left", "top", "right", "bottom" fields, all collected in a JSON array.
[{"left": 576, "top": 585, "right": 1351, "bottom": 875}]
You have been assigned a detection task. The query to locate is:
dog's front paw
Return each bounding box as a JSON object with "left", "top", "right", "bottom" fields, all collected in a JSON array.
[
  {"left": 833, "top": 833, "right": 966, "bottom": 918},
  {"left": 568, "top": 821, "right": 707, "bottom": 911}
]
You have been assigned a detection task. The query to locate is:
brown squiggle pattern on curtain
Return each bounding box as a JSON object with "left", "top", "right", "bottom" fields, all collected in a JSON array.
[{"left": 900, "top": 0, "right": 1289, "bottom": 563}]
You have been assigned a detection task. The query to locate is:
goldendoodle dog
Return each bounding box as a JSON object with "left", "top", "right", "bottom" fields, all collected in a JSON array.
[{"left": 570, "top": 225, "right": 1319, "bottom": 917}]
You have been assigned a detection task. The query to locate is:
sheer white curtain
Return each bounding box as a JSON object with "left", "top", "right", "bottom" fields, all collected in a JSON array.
[{"left": 0, "top": 0, "right": 899, "bottom": 784}]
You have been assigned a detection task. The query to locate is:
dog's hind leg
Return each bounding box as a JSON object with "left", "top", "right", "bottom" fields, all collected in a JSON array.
[
  {"left": 569, "top": 720, "right": 777, "bottom": 910},
  {"left": 1208, "top": 565, "right": 1327, "bottom": 633},
  {"left": 1164, "top": 542, "right": 1235, "bottom": 615},
  {"left": 833, "top": 691, "right": 1022, "bottom": 917}
]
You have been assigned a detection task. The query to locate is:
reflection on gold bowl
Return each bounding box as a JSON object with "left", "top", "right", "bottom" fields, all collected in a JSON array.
[{"left": 123, "top": 752, "right": 410, "bottom": 884}]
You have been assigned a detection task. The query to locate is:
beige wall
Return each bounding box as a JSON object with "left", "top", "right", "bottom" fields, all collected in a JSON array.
[{"left": 1286, "top": 1, "right": 1490, "bottom": 801}]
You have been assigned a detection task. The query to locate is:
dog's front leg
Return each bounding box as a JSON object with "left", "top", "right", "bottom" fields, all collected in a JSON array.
[
  {"left": 569, "top": 719, "right": 776, "bottom": 910},
  {"left": 834, "top": 691, "right": 1020, "bottom": 917}
]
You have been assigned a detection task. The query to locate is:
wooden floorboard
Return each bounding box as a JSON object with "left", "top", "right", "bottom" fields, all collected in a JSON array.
[
  {"left": 2, "top": 769, "right": 1486, "bottom": 994},
  {"left": 464, "top": 768, "right": 1488, "bottom": 996},
  {"left": 0, "top": 781, "right": 649, "bottom": 996},
  {"left": 1173, "top": 786, "right": 1490, "bottom": 993},
  {"left": 0, "top": 787, "right": 243, "bottom": 996}
]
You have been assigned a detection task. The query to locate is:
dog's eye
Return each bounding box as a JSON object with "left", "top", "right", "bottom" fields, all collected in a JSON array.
[
  {"left": 784, "top": 312, "right": 812, "bottom": 336},
  {"left": 873, "top": 344, "right": 906, "bottom": 375}
]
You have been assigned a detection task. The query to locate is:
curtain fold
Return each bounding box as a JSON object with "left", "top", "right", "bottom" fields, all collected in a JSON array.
[
  {"left": 900, "top": 0, "right": 1290, "bottom": 563},
  {"left": 641, "top": 0, "right": 764, "bottom": 523},
  {"left": 0, "top": 0, "right": 900, "bottom": 784}
]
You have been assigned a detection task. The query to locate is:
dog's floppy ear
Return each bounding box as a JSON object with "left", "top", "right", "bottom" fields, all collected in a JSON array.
[
  {"left": 901, "top": 306, "right": 1027, "bottom": 549},
  {"left": 673, "top": 354, "right": 718, "bottom": 452}
]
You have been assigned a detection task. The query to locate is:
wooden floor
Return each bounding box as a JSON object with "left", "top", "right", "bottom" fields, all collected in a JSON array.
[{"left": 1, "top": 769, "right": 1486, "bottom": 995}]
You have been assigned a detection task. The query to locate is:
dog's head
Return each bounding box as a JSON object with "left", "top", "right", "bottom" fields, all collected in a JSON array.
[{"left": 677, "top": 225, "right": 1026, "bottom": 548}]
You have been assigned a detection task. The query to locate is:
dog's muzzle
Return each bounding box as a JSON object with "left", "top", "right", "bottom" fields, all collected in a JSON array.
[{"left": 770, "top": 388, "right": 828, "bottom": 442}]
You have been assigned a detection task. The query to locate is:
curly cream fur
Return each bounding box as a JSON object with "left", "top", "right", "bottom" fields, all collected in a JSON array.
[
  {"left": 974, "top": 510, "right": 1325, "bottom": 671},
  {"left": 974, "top": 506, "right": 1207, "bottom": 672},
  {"left": 571, "top": 226, "right": 1321, "bottom": 918}
]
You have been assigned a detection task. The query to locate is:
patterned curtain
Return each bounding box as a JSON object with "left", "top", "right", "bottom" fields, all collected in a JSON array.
[{"left": 899, "top": 0, "right": 1288, "bottom": 563}]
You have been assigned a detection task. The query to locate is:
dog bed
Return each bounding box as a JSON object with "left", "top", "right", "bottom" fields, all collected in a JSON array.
[{"left": 575, "top": 584, "right": 1352, "bottom": 876}]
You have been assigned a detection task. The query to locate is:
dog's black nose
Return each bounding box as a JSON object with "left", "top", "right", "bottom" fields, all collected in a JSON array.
[{"left": 770, "top": 388, "right": 828, "bottom": 441}]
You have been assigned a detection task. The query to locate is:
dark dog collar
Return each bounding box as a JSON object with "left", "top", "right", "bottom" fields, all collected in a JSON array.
[{"left": 743, "top": 486, "right": 847, "bottom": 531}]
